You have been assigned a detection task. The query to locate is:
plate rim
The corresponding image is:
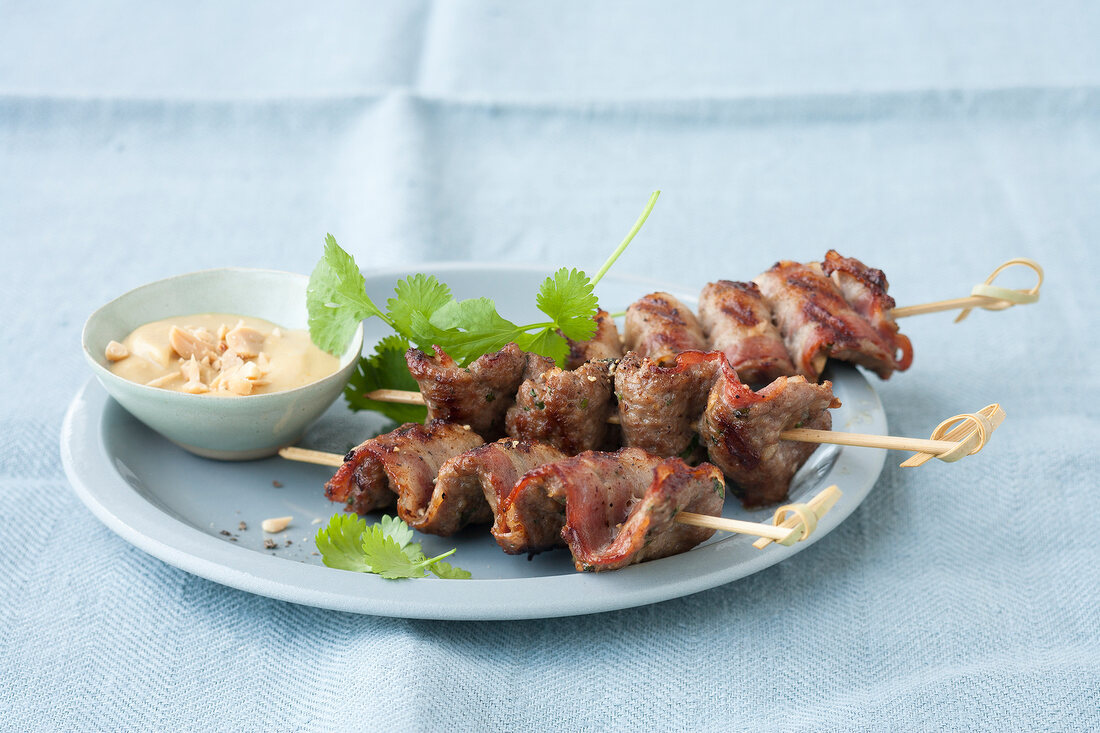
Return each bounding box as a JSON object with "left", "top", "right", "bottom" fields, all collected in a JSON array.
[{"left": 61, "top": 266, "right": 889, "bottom": 620}]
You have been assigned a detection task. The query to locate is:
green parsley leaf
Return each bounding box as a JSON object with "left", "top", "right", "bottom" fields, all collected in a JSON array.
[
  {"left": 314, "top": 514, "right": 373, "bottom": 572},
  {"left": 307, "top": 234, "right": 391, "bottom": 354},
  {"left": 536, "top": 267, "right": 598, "bottom": 342},
  {"left": 344, "top": 335, "right": 428, "bottom": 423}
]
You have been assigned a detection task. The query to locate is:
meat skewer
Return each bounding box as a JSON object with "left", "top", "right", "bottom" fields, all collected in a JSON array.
[
  {"left": 356, "top": 386, "right": 1003, "bottom": 467},
  {"left": 280, "top": 444, "right": 842, "bottom": 552},
  {"left": 619, "top": 255, "right": 1040, "bottom": 384}
]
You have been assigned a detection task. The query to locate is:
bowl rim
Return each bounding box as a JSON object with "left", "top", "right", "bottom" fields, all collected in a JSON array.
[{"left": 81, "top": 266, "right": 364, "bottom": 405}]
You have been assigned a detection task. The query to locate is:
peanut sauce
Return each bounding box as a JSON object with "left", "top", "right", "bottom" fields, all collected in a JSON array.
[{"left": 106, "top": 313, "right": 338, "bottom": 396}]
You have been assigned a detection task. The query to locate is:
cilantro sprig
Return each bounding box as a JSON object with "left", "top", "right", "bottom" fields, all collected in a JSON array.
[
  {"left": 315, "top": 513, "right": 472, "bottom": 580},
  {"left": 308, "top": 191, "right": 660, "bottom": 416}
]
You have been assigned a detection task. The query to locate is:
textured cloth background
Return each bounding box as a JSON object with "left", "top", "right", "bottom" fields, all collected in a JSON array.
[{"left": 2, "top": 2, "right": 1099, "bottom": 730}]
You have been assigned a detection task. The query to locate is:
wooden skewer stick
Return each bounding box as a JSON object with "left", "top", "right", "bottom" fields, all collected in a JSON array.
[
  {"left": 890, "top": 258, "right": 1043, "bottom": 321},
  {"left": 678, "top": 485, "right": 841, "bottom": 546},
  {"left": 280, "top": 446, "right": 345, "bottom": 467},
  {"left": 361, "top": 390, "right": 1002, "bottom": 466},
  {"left": 277, "top": 447, "right": 840, "bottom": 549}
]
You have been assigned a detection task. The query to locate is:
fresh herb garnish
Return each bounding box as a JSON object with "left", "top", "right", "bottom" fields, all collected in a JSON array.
[
  {"left": 315, "top": 513, "right": 471, "bottom": 580},
  {"left": 307, "top": 192, "right": 660, "bottom": 414}
]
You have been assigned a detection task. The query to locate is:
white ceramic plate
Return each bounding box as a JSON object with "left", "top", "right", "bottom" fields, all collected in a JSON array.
[{"left": 61, "top": 265, "right": 887, "bottom": 620}]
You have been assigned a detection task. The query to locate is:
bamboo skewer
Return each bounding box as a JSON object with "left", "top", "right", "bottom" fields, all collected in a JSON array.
[
  {"left": 890, "top": 258, "right": 1043, "bottom": 321},
  {"left": 277, "top": 445, "right": 840, "bottom": 549},
  {"left": 360, "top": 389, "right": 1003, "bottom": 467},
  {"left": 279, "top": 446, "right": 345, "bottom": 467}
]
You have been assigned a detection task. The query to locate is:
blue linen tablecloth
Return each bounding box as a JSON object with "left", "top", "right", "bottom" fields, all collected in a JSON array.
[{"left": 2, "top": 2, "right": 1099, "bottom": 730}]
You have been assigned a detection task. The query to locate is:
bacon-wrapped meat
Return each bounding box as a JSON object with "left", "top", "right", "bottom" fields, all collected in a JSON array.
[
  {"left": 614, "top": 350, "right": 725, "bottom": 458},
  {"left": 420, "top": 439, "right": 567, "bottom": 538},
  {"left": 504, "top": 448, "right": 725, "bottom": 571},
  {"left": 698, "top": 367, "right": 839, "bottom": 507},
  {"left": 820, "top": 250, "right": 913, "bottom": 373},
  {"left": 565, "top": 309, "right": 623, "bottom": 369},
  {"left": 406, "top": 343, "right": 553, "bottom": 439},
  {"left": 753, "top": 261, "right": 901, "bottom": 381},
  {"left": 505, "top": 360, "right": 616, "bottom": 455},
  {"left": 623, "top": 292, "right": 707, "bottom": 365},
  {"left": 324, "top": 421, "right": 484, "bottom": 516},
  {"left": 698, "top": 280, "right": 797, "bottom": 385}
]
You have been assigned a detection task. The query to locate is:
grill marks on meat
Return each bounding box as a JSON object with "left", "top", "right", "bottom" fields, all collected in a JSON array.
[
  {"left": 698, "top": 368, "right": 839, "bottom": 507},
  {"left": 624, "top": 292, "right": 707, "bottom": 365},
  {"left": 324, "top": 421, "right": 484, "bottom": 516},
  {"left": 698, "top": 280, "right": 797, "bottom": 386},
  {"left": 754, "top": 261, "right": 900, "bottom": 381},
  {"left": 565, "top": 309, "right": 623, "bottom": 369},
  {"left": 406, "top": 343, "right": 553, "bottom": 439},
  {"left": 505, "top": 360, "right": 616, "bottom": 455},
  {"left": 427, "top": 439, "right": 566, "bottom": 539},
  {"left": 506, "top": 448, "right": 724, "bottom": 571},
  {"left": 821, "top": 250, "right": 913, "bottom": 373},
  {"left": 615, "top": 350, "right": 725, "bottom": 458}
]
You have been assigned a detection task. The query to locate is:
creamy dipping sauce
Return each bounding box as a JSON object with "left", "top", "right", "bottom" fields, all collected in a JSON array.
[{"left": 106, "top": 313, "right": 339, "bottom": 396}]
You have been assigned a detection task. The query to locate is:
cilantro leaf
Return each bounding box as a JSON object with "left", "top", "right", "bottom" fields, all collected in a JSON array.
[
  {"left": 307, "top": 234, "right": 391, "bottom": 354},
  {"left": 314, "top": 513, "right": 471, "bottom": 580},
  {"left": 427, "top": 298, "right": 525, "bottom": 363},
  {"left": 380, "top": 514, "right": 415, "bottom": 548},
  {"left": 314, "top": 514, "right": 373, "bottom": 572},
  {"left": 307, "top": 191, "right": 660, "bottom": 376},
  {"left": 360, "top": 524, "right": 429, "bottom": 579},
  {"left": 344, "top": 335, "right": 427, "bottom": 423},
  {"left": 429, "top": 561, "right": 473, "bottom": 580},
  {"left": 515, "top": 327, "right": 570, "bottom": 366},
  {"left": 537, "top": 268, "right": 598, "bottom": 342},
  {"left": 386, "top": 274, "right": 452, "bottom": 340}
]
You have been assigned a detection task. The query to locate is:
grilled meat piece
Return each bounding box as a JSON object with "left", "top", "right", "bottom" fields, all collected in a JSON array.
[
  {"left": 614, "top": 350, "right": 726, "bottom": 458},
  {"left": 506, "top": 448, "right": 725, "bottom": 571},
  {"left": 623, "top": 292, "right": 707, "bottom": 365},
  {"left": 753, "top": 260, "right": 901, "bottom": 380},
  {"left": 324, "top": 421, "right": 484, "bottom": 516},
  {"left": 565, "top": 309, "right": 623, "bottom": 369},
  {"left": 412, "top": 439, "right": 569, "bottom": 538},
  {"left": 505, "top": 360, "right": 616, "bottom": 455},
  {"left": 698, "top": 367, "right": 839, "bottom": 508},
  {"left": 406, "top": 343, "right": 553, "bottom": 439},
  {"left": 820, "top": 250, "right": 913, "bottom": 373},
  {"left": 698, "top": 280, "right": 797, "bottom": 385}
]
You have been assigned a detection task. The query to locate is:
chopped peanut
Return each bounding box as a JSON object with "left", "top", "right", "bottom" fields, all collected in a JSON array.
[
  {"left": 225, "top": 324, "right": 265, "bottom": 358},
  {"left": 261, "top": 516, "right": 292, "bottom": 533},
  {"left": 104, "top": 341, "right": 130, "bottom": 362},
  {"left": 169, "top": 325, "right": 218, "bottom": 361}
]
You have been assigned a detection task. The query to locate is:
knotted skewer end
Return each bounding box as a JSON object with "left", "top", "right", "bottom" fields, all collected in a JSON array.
[
  {"left": 900, "top": 403, "right": 1005, "bottom": 468},
  {"left": 751, "top": 484, "right": 842, "bottom": 549}
]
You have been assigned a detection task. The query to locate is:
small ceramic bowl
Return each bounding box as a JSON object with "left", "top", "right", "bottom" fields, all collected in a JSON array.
[{"left": 82, "top": 268, "right": 363, "bottom": 460}]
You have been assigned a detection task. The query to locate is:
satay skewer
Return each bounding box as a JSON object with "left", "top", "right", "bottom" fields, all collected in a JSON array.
[
  {"left": 279, "top": 440, "right": 839, "bottom": 548},
  {"left": 362, "top": 389, "right": 1003, "bottom": 466}
]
